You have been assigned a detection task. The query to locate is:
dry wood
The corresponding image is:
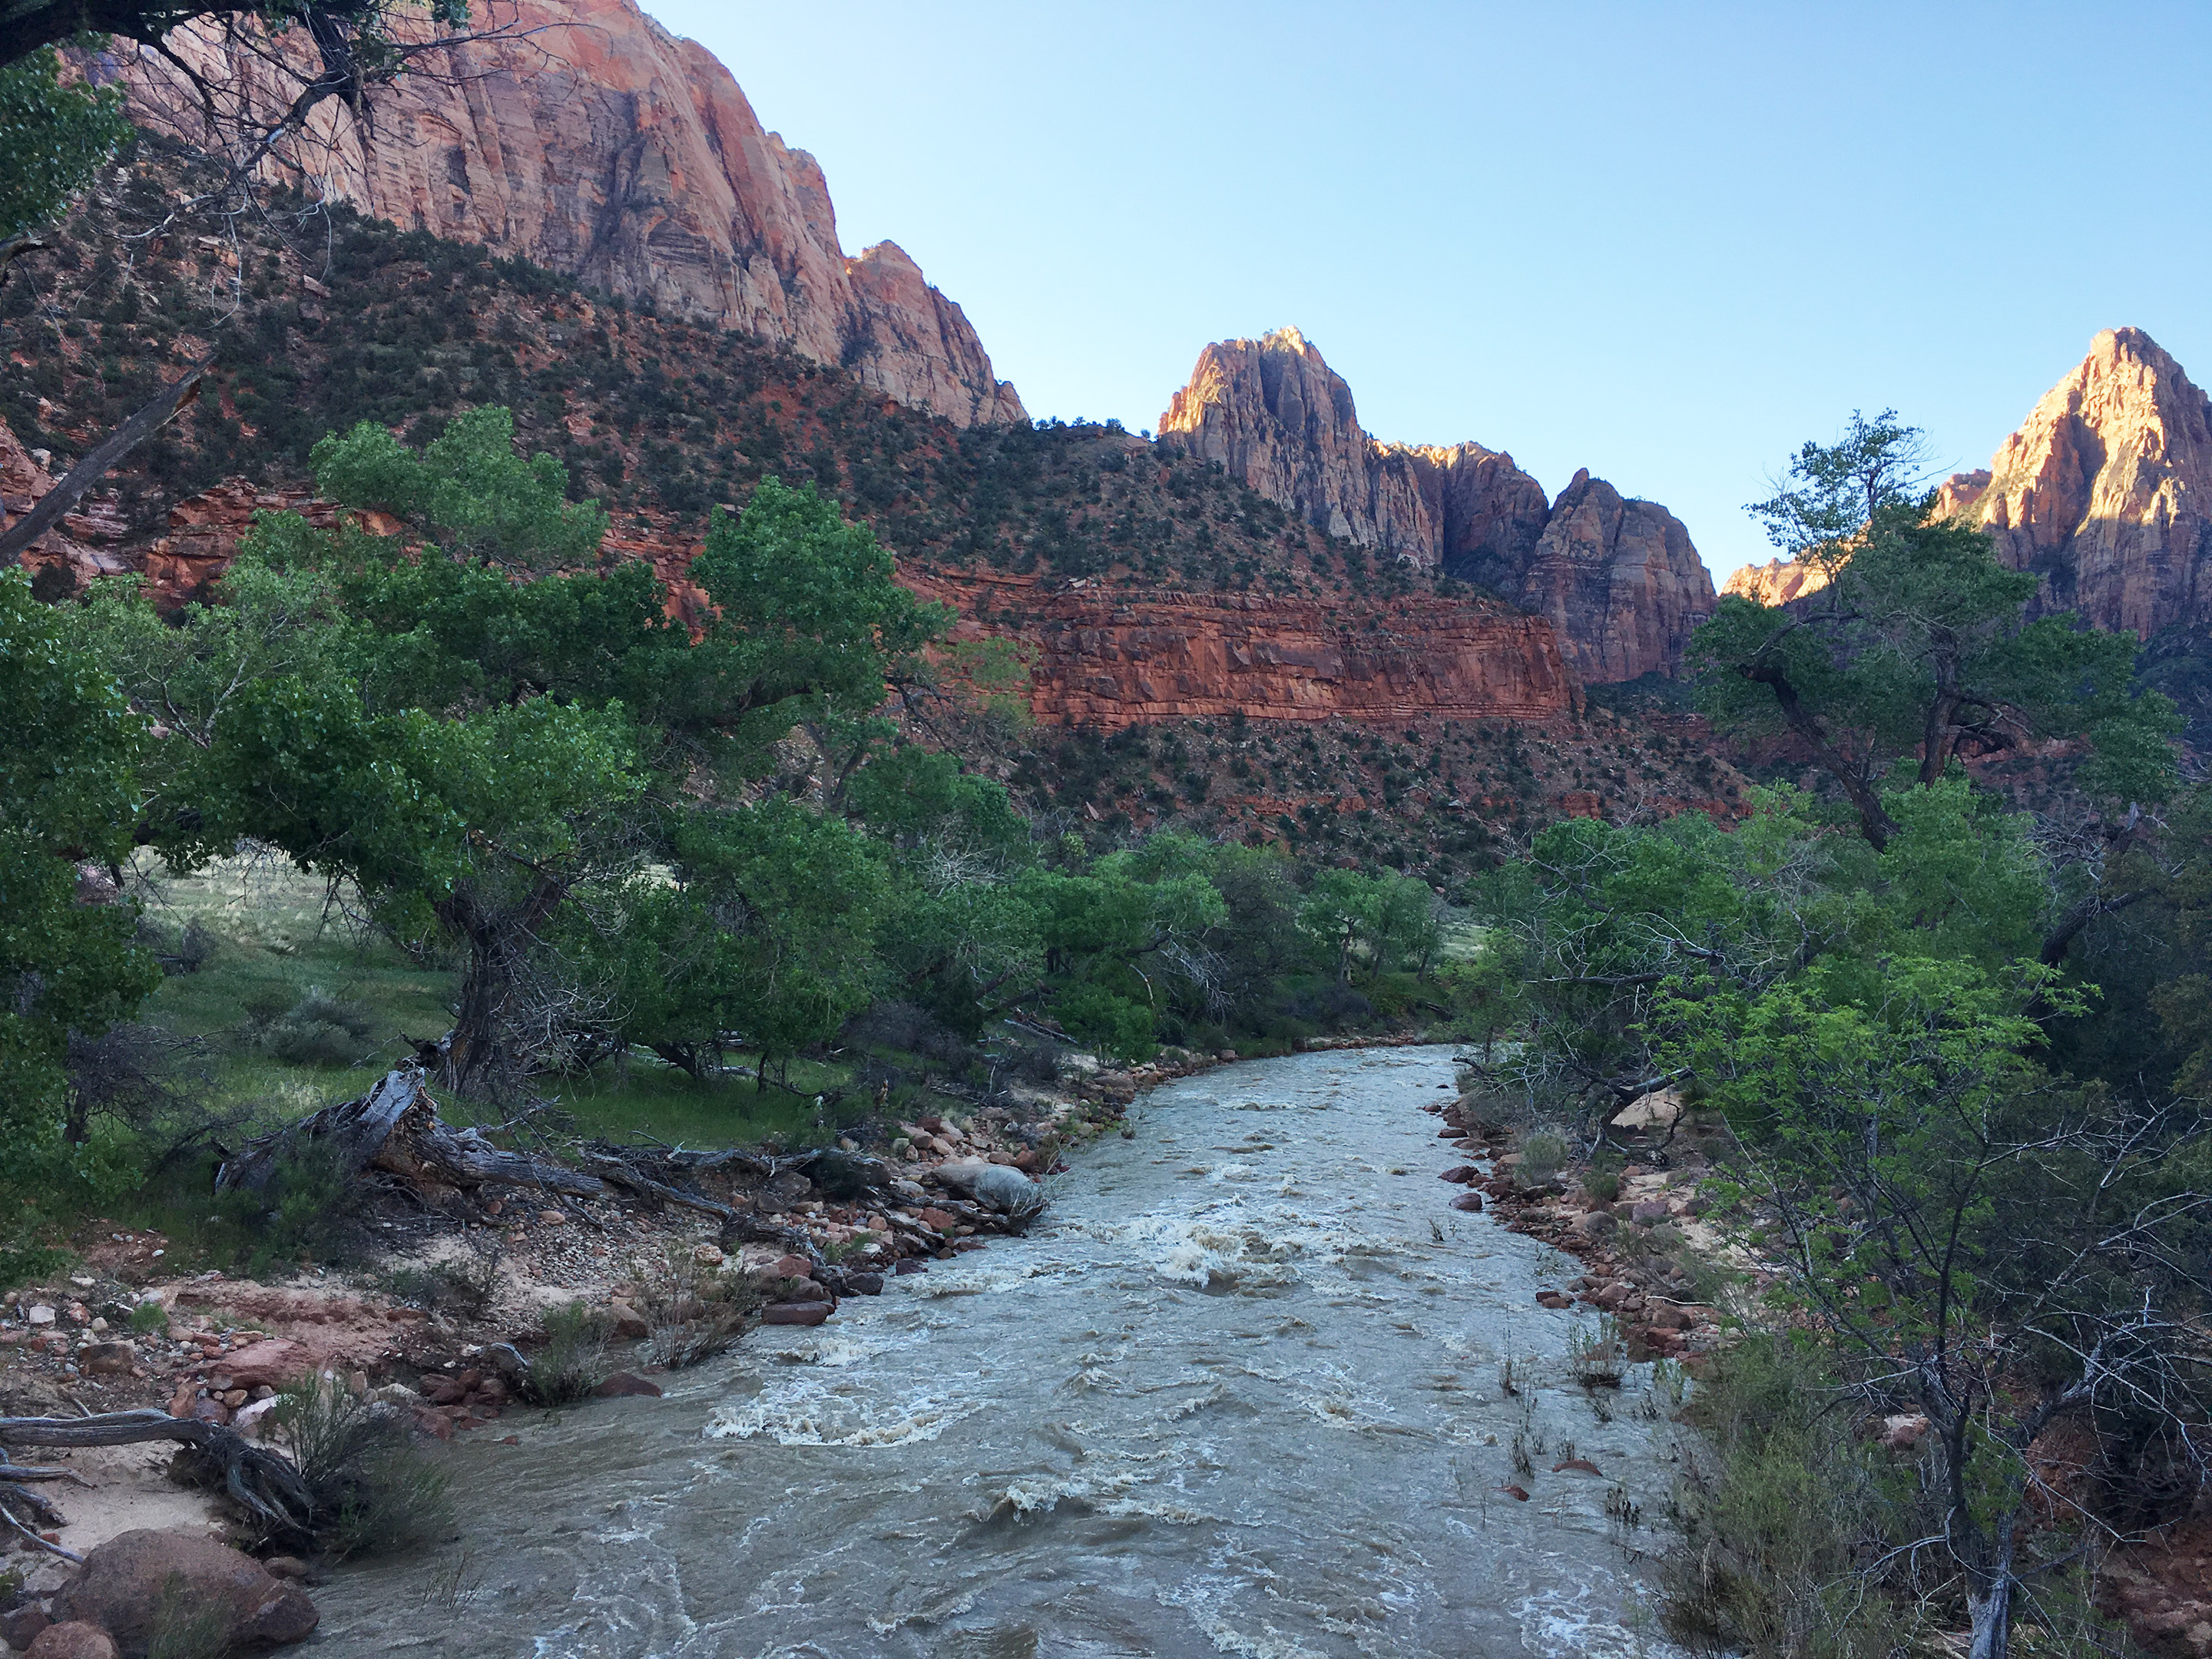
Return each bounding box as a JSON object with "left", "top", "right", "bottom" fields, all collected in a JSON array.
[{"left": 0, "top": 1409, "right": 315, "bottom": 1550}]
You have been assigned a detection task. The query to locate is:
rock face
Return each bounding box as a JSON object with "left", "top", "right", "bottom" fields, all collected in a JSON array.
[
  {"left": 1720, "top": 556, "right": 1831, "bottom": 608},
  {"left": 1525, "top": 469, "right": 1711, "bottom": 685},
  {"left": 119, "top": 0, "right": 1023, "bottom": 427},
  {"left": 905, "top": 571, "right": 1580, "bottom": 727},
  {"left": 1936, "top": 327, "right": 2212, "bottom": 637},
  {"left": 1157, "top": 328, "right": 1713, "bottom": 680}
]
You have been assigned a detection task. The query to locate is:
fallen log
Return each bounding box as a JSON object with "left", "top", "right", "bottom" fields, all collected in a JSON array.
[
  {"left": 0, "top": 1410, "right": 315, "bottom": 1549},
  {"left": 217, "top": 1065, "right": 607, "bottom": 1200}
]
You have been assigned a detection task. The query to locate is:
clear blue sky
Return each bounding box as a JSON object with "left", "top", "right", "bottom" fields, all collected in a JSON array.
[{"left": 650, "top": 1, "right": 2212, "bottom": 581}]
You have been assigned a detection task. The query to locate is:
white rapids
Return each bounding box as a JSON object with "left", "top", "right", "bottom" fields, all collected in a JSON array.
[{"left": 309, "top": 1045, "right": 1696, "bottom": 1657}]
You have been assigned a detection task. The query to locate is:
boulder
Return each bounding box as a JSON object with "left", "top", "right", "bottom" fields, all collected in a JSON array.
[
  {"left": 25, "top": 1625, "right": 115, "bottom": 1659},
  {"left": 215, "top": 1339, "right": 313, "bottom": 1392},
  {"left": 1437, "top": 1165, "right": 1479, "bottom": 1184},
  {"left": 760, "top": 1302, "right": 832, "bottom": 1327},
  {"left": 1571, "top": 1211, "right": 1618, "bottom": 1239},
  {"left": 1535, "top": 1290, "right": 1573, "bottom": 1310},
  {"left": 933, "top": 1160, "right": 1043, "bottom": 1218},
  {"left": 51, "top": 1530, "right": 318, "bottom": 1654},
  {"left": 591, "top": 1373, "right": 663, "bottom": 1399},
  {"left": 75, "top": 1341, "right": 135, "bottom": 1376},
  {"left": 2, "top": 1605, "right": 52, "bottom": 1651},
  {"left": 1449, "top": 1192, "right": 1484, "bottom": 1214}
]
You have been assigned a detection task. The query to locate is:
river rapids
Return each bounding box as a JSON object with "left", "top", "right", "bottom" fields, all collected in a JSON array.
[{"left": 311, "top": 1045, "right": 1694, "bottom": 1657}]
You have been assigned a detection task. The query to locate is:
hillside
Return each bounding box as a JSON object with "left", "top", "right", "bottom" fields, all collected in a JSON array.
[{"left": 1, "top": 154, "right": 1742, "bottom": 884}]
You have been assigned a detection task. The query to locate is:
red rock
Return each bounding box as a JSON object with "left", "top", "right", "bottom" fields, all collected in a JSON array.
[
  {"left": 915, "top": 1208, "right": 959, "bottom": 1232},
  {"left": 770, "top": 1255, "right": 815, "bottom": 1282},
  {"left": 121, "top": 0, "right": 1022, "bottom": 429},
  {"left": 1498, "top": 1484, "right": 1530, "bottom": 1502},
  {"left": 760, "top": 1302, "right": 833, "bottom": 1327},
  {"left": 411, "top": 1409, "right": 454, "bottom": 1442},
  {"left": 1437, "top": 1126, "right": 1461, "bottom": 1138},
  {"left": 1, "top": 1604, "right": 52, "bottom": 1651},
  {"left": 188, "top": 1397, "right": 231, "bottom": 1426},
  {"left": 51, "top": 1530, "right": 317, "bottom": 1652},
  {"left": 1449, "top": 1192, "right": 1485, "bottom": 1213},
  {"left": 1157, "top": 326, "right": 1713, "bottom": 682},
  {"left": 216, "top": 1338, "right": 313, "bottom": 1390},
  {"left": 1552, "top": 1458, "right": 1604, "bottom": 1477},
  {"left": 591, "top": 1372, "right": 664, "bottom": 1399},
  {"left": 1535, "top": 1291, "right": 1573, "bottom": 1310},
  {"left": 418, "top": 1373, "right": 465, "bottom": 1406},
  {"left": 25, "top": 1623, "right": 115, "bottom": 1659},
  {"left": 1438, "top": 1165, "right": 1479, "bottom": 1184}
]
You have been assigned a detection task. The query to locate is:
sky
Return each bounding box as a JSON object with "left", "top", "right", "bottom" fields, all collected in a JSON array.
[{"left": 649, "top": 1, "right": 2212, "bottom": 582}]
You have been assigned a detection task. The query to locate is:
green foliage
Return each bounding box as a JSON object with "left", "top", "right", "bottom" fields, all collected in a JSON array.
[
  {"left": 0, "top": 46, "right": 128, "bottom": 239},
  {"left": 0, "top": 571, "right": 160, "bottom": 1157},
  {"left": 313, "top": 406, "right": 608, "bottom": 570},
  {"left": 273, "top": 1377, "right": 454, "bottom": 1559},
  {"left": 524, "top": 1301, "right": 613, "bottom": 1404},
  {"left": 1696, "top": 412, "right": 2177, "bottom": 847}
]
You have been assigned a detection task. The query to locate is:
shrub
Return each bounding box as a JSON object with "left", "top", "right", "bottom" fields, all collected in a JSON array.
[
  {"left": 253, "top": 986, "right": 377, "bottom": 1067},
  {"left": 1516, "top": 1130, "right": 1568, "bottom": 1188},
  {"left": 522, "top": 1300, "right": 613, "bottom": 1404},
  {"left": 271, "top": 1378, "right": 453, "bottom": 1559},
  {"left": 624, "top": 1242, "right": 758, "bottom": 1369}
]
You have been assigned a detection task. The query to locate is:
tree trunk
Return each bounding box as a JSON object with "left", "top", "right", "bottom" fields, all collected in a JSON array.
[{"left": 1965, "top": 1518, "right": 2016, "bottom": 1659}]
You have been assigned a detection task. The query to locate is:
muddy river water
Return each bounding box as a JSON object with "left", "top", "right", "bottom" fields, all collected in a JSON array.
[{"left": 312, "top": 1045, "right": 1692, "bottom": 1658}]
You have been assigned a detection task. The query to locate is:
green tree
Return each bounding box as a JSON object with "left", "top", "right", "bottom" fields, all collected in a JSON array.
[
  {"left": 1692, "top": 413, "right": 2177, "bottom": 859},
  {"left": 0, "top": 45, "right": 128, "bottom": 243},
  {"left": 0, "top": 571, "right": 158, "bottom": 1152}
]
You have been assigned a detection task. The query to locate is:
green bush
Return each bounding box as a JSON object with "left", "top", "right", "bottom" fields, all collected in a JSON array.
[
  {"left": 272, "top": 1378, "right": 453, "bottom": 1559},
  {"left": 1516, "top": 1129, "right": 1567, "bottom": 1188},
  {"left": 522, "top": 1300, "right": 613, "bottom": 1404},
  {"left": 253, "top": 986, "right": 377, "bottom": 1067}
]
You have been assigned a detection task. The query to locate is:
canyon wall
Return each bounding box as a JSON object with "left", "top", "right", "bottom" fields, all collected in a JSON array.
[
  {"left": 1157, "top": 328, "right": 1714, "bottom": 682},
  {"left": 1936, "top": 327, "right": 2210, "bottom": 637},
  {"left": 905, "top": 571, "right": 1581, "bottom": 729},
  {"left": 116, "top": 0, "right": 1024, "bottom": 428}
]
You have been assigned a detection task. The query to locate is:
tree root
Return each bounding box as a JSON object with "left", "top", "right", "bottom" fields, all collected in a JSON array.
[{"left": 0, "top": 1410, "right": 315, "bottom": 1548}]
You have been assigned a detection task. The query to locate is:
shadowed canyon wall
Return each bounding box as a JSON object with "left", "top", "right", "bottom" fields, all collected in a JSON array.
[{"left": 1157, "top": 328, "right": 1716, "bottom": 683}]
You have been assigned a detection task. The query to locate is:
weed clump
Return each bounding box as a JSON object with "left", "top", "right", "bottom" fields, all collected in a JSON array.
[
  {"left": 270, "top": 1378, "right": 454, "bottom": 1559},
  {"left": 521, "top": 1300, "right": 614, "bottom": 1404}
]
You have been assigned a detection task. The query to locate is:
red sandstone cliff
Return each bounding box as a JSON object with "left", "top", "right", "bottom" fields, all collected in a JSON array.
[
  {"left": 117, "top": 0, "right": 1024, "bottom": 428},
  {"left": 1936, "top": 327, "right": 2211, "bottom": 637},
  {"left": 1157, "top": 327, "right": 1714, "bottom": 682},
  {"left": 904, "top": 570, "right": 1581, "bottom": 729}
]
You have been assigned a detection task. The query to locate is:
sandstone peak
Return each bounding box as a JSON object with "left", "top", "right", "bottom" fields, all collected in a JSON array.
[
  {"left": 1157, "top": 328, "right": 1714, "bottom": 681},
  {"left": 1945, "top": 325, "right": 2212, "bottom": 637},
  {"left": 120, "top": 0, "right": 1023, "bottom": 427}
]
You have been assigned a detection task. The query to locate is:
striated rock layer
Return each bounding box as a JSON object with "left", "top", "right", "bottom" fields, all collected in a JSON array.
[
  {"left": 1720, "top": 555, "right": 1831, "bottom": 608},
  {"left": 903, "top": 571, "right": 1581, "bottom": 728},
  {"left": 117, "top": 0, "right": 1024, "bottom": 427},
  {"left": 43, "top": 452, "right": 1581, "bottom": 731},
  {"left": 1157, "top": 328, "right": 1713, "bottom": 681},
  {"left": 1936, "top": 327, "right": 2211, "bottom": 637}
]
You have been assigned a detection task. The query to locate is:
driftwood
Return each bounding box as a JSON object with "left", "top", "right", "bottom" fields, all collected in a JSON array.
[
  {"left": 217, "top": 1065, "right": 606, "bottom": 1200},
  {"left": 0, "top": 1410, "right": 315, "bottom": 1557}
]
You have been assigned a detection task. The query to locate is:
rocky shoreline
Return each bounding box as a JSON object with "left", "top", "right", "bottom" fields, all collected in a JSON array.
[{"left": 1422, "top": 1081, "right": 1729, "bottom": 1366}]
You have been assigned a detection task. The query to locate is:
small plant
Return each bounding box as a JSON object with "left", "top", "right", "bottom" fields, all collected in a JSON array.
[
  {"left": 1498, "top": 1347, "right": 1525, "bottom": 1397},
  {"left": 625, "top": 1243, "right": 759, "bottom": 1369},
  {"left": 129, "top": 1299, "right": 169, "bottom": 1335},
  {"left": 145, "top": 1580, "right": 230, "bottom": 1659},
  {"left": 252, "top": 985, "right": 378, "bottom": 1067},
  {"left": 272, "top": 1377, "right": 453, "bottom": 1560},
  {"left": 1568, "top": 1313, "right": 1626, "bottom": 1389},
  {"left": 1517, "top": 1129, "right": 1568, "bottom": 1188},
  {"left": 522, "top": 1300, "right": 614, "bottom": 1404}
]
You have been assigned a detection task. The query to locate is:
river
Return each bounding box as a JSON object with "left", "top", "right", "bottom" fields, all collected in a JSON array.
[{"left": 311, "top": 1045, "right": 1692, "bottom": 1658}]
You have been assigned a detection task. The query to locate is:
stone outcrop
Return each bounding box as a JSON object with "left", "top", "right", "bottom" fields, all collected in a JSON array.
[
  {"left": 1525, "top": 470, "right": 1710, "bottom": 685},
  {"left": 1157, "top": 328, "right": 1713, "bottom": 680},
  {"left": 1720, "top": 556, "right": 1831, "bottom": 608},
  {"left": 117, "top": 0, "right": 1023, "bottom": 427},
  {"left": 905, "top": 570, "right": 1580, "bottom": 728},
  {"left": 1936, "top": 327, "right": 2211, "bottom": 637},
  {"left": 51, "top": 1529, "right": 317, "bottom": 1654}
]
